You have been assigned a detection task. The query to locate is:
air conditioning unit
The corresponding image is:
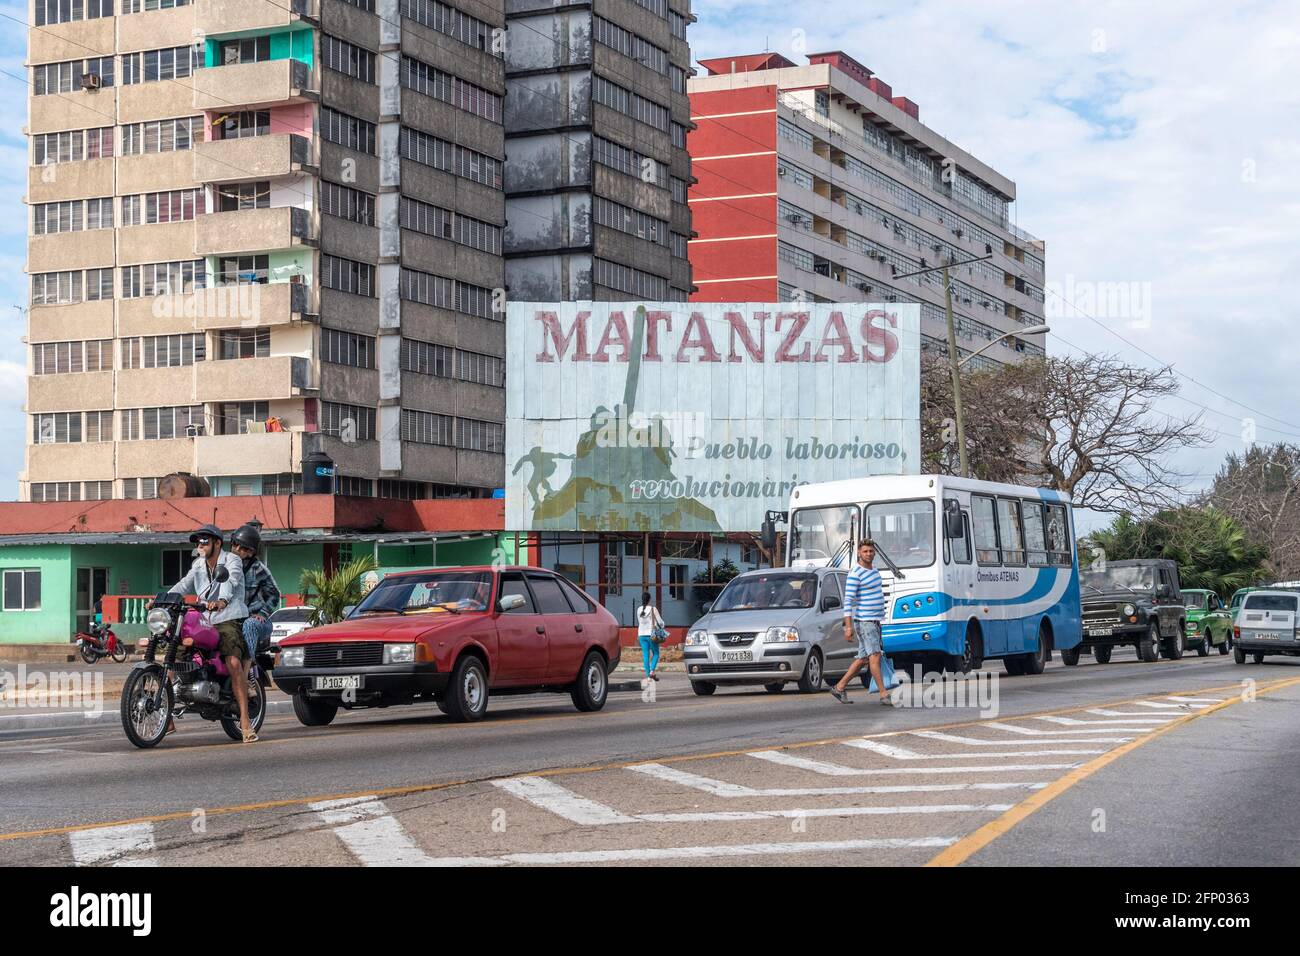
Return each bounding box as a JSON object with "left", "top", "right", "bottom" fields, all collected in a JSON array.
[
  {"left": 185, "top": 423, "right": 205, "bottom": 438},
  {"left": 777, "top": 167, "right": 787, "bottom": 177},
  {"left": 855, "top": 283, "right": 871, "bottom": 293},
  {"left": 931, "top": 243, "right": 942, "bottom": 252},
  {"left": 80, "top": 73, "right": 102, "bottom": 91}
]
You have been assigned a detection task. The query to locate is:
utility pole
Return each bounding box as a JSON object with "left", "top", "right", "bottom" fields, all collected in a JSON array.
[{"left": 941, "top": 263, "right": 969, "bottom": 478}]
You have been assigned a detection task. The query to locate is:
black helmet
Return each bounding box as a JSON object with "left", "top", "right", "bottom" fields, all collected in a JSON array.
[
  {"left": 189, "top": 523, "right": 223, "bottom": 545},
  {"left": 231, "top": 523, "right": 262, "bottom": 551}
]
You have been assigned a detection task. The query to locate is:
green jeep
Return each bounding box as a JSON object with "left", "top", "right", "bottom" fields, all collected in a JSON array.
[{"left": 1182, "top": 589, "right": 1232, "bottom": 656}]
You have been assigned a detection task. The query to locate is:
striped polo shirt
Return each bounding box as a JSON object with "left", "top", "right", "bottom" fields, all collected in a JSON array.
[{"left": 843, "top": 564, "right": 885, "bottom": 621}]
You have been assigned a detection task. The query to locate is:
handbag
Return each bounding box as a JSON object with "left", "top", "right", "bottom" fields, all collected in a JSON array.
[
  {"left": 652, "top": 623, "right": 668, "bottom": 644},
  {"left": 866, "top": 655, "right": 900, "bottom": 693}
]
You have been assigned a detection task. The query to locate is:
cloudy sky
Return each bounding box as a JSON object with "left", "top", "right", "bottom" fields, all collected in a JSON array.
[{"left": 2, "top": 0, "right": 1297, "bottom": 525}]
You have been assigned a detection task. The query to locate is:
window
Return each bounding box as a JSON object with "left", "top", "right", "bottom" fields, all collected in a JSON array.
[
  {"left": 121, "top": 117, "right": 200, "bottom": 154},
  {"left": 399, "top": 126, "right": 502, "bottom": 189},
  {"left": 592, "top": 136, "right": 668, "bottom": 188},
  {"left": 399, "top": 267, "right": 497, "bottom": 319},
  {"left": 134, "top": 405, "right": 203, "bottom": 440},
  {"left": 671, "top": 122, "right": 688, "bottom": 149},
  {"left": 401, "top": 409, "right": 453, "bottom": 446},
  {"left": 218, "top": 328, "right": 270, "bottom": 360},
  {"left": 215, "top": 181, "right": 269, "bottom": 212},
  {"left": 527, "top": 574, "right": 573, "bottom": 615},
  {"left": 123, "top": 0, "right": 188, "bottom": 9},
  {"left": 33, "top": 128, "right": 114, "bottom": 164},
  {"left": 215, "top": 111, "right": 270, "bottom": 140},
  {"left": 662, "top": 538, "right": 707, "bottom": 560},
  {"left": 321, "top": 106, "right": 377, "bottom": 155},
  {"left": 593, "top": 196, "right": 668, "bottom": 247},
  {"left": 593, "top": 16, "right": 668, "bottom": 74},
  {"left": 122, "top": 189, "right": 201, "bottom": 225},
  {"left": 322, "top": 181, "right": 376, "bottom": 226},
  {"left": 971, "top": 495, "right": 1000, "bottom": 565},
  {"left": 668, "top": 564, "right": 686, "bottom": 601},
  {"left": 499, "top": 572, "right": 535, "bottom": 613},
  {"left": 455, "top": 417, "right": 503, "bottom": 453},
  {"left": 1022, "top": 501, "right": 1048, "bottom": 566},
  {"left": 455, "top": 350, "right": 503, "bottom": 387},
  {"left": 401, "top": 0, "right": 498, "bottom": 56},
  {"left": 669, "top": 9, "right": 687, "bottom": 39},
  {"left": 121, "top": 45, "right": 201, "bottom": 85},
  {"left": 34, "top": 57, "right": 114, "bottom": 94},
  {"left": 944, "top": 500, "right": 971, "bottom": 565},
  {"left": 1045, "top": 503, "right": 1071, "bottom": 566},
  {"left": 33, "top": 412, "right": 83, "bottom": 444},
  {"left": 123, "top": 334, "right": 205, "bottom": 368},
  {"left": 996, "top": 498, "right": 1026, "bottom": 565},
  {"left": 32, "top": 340, "right": 110, "bottom": 375},
  {"left": 322, "top": 35, "right": 376, "bottom": 82},
  {"left": 400, "top": 338, "right": 454, "bottom": 377},
  {"left": 322, "top": 255, "right": 375, "bottom": 297},
  {"left": 593, "top": 258, "right": 668, "bottom": 299},
  {"left": 161, "top": 548, "right": 191, "bottom": 587},
  {"left": 220, "top": 36, "right": 270, "bottom": 65},
  {"left": 35, "top": 0, "right": 113, "bottom": 26},
  {"left": 401, "top": 56, "right": 502, "bottom": 122},
  {"left": 217, "top": 401, "right": 269, "bottom": 435},
  {"left": 31, "top": 481, "right": 81, "bottom": 502},
  {"left": 84, "top": 480, "right": 112, "bottom": 500},
  {"left": 32, "top": 197, "right": 113, "bottom": 233},
  {"left": 321, "top": 402, "right": 376, "bottom": 441},
  {"left": 122, "top": 478, "right": 159, "bottom": 499},
  {"left": 399, "top": 196, "right": 501, "bottom": 254},
  {"left": 336, "top": 476, "right": 374, "bottom": 496},
  {"left": 121, "top": 260, "right": 205, "bottom": 298},
  {"left": 322, "top": 328, "right": 375, "bottom": 368},
  {"left": 2, "top": 570, "right": 41, "bottom": 611},
  {"left": 671, "top": 176, "right": 688, "bottom": 203},
  {"left": 262, "top": 472, "right": 303, "bottom": 495},
  {"left": 216, "top": 255, "right": 269, "bottom": 285},
  {"left": 85, "top": 410, "right": 114, "bottom": 442},
  {"left": 558, "top": 577, "right": 596, "bottom": 613},
  {"left": 592, "top": 75, "right": 668, "bottom": 131}
]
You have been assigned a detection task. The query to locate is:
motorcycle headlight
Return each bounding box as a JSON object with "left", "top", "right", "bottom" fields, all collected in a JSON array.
[
  {"left": 765, "top": 626, "right": 799, "bottom": 643},
  {"left": 383, "top": 643, "right": 416, "bottom": 664},
  {"left": 686, "top": 629, "right": 709, "bottom": 646},
  {"left": 279, "top": 647, "right": 305, "bottom": 668},
  {"left": 1123, "top": 603, "right": 1136, "bottom": 616},
  {"left": 146, "top": 608, "right": 172, "bottom": 636}
]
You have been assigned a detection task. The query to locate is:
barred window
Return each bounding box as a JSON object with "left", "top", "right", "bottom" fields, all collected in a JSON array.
[
  {"left": 215, "top": 111, "right": 269, "bottom": 140},
  {"left": 322, "top": 181, "right": 376, "bottom": 226},
  {"left": 322, "top": 35, "right": 376, "bottom": 83},
  {"left": 592, "top": 136, "right": 668, "bottom": 188},
  {"left": 400, "top": 338, "right": 453, "bottom": 377},
  {"left": 122, "top": 478, "right": 159, "bottom": 499},
  {"left": 216, "top": 254, "right": 269, "bottom": 285},
  {"left": 399, "top": 196, "right": 500, "bottom": 254},
  {"left": 122, "top": 189, "right": 201, "bottom": 226},
  {"left": 401, "top": 408, "right": 454, "bottom": 446},
  {"left": 123, "top": 0, "right": 188, "bottom": 10},
  {"left": 121, "top": 260, "right": 206, "bottom": 298},
  {"left": 261, "top": 472, "right": 303, "bottom": 495},
  {"left": 455, "top": 417, "right": 503, "bottom": 453},
  {"left": 778, "top": 241, "right": 814, "bottom": 271},
  {"left": 632, "top": 0, "right": 667, "bottom": 17},
  {"left": 401, "top": 56, "right": 502, "bottom": 123},
  {"left": 593, "top": 258, "right": 668, "bottom": 299},
  {"left": 215, "top": 181, "right": 270, "bottom": 212},
  {"left": 216, "top": 400, "right": 269, "bottom": 435},
  {"left": 670, "top": 232, "right": 688, "bottom": 259},
  {"left": 671, "top": 64, "right": 686, "bottom": 94},
  {"left": 400, "top": 268, "right": 498, "bottom": 319},
  {"left": 321, "top": 106, "right": 377, "bottom": 155},
  {"left": 399, "top": 126, "right": 502, "bottom": 189},
  {"left": 322, "top": 328, "right": 375, "bottom": 368},
  {"left": 671, "top": 176, "right": 689, "bottom": 203},
  {"left": 33, "top": 200, "right": 82, "bottom": 235},
  {"left": 217, "top": 328, "right": 269, "bottom": 360},
  {"left": 123, "top": 333, "right": 205, "bottom": 368},
  {"left": 321, "top": 402, "right": 376, "bottom": 441},
  {"left": 321, "top": 255, "right": 375, "bottom": 297},
  {"left": 34, "top": 58, "right": 114, "bottom": 94},
  {"left": 593, "top": 76, "right": 669, "bottom": 131},
  {"left": 377, "top": 478, "right": 426, "bottom": 500},
  {"left": 456, "top": 349, "right": 503, "bottom": 387},
  {"left": 32, "top": 340, "right": 111, "bottom": 375},
  {"left": 85, "top": 410, "right": 114, "bottom": 443},
  {"left": 121, "top": 45, "right": 202, "bottom": 85},
  {"left": 86, "top": 127, "right": 114, "bottom": 160},
  {"left": 121, "top": 117, "right": 200, "bottom": 155},
  {"left": 593, "top": 16, "right": 668, "bottom": 74},
  {"left": 401, "top": 0, "right": 499, "bottom": 56},
  {"left": 33, "top": 412, "right": 82, "bottom": 444},
  {"left": 35, "top": 0, "right": 113, "bottom": 27},
  {"left": 33, "top": 131, "right": 81, "bottom": 165},
  {"left": 338, "top": 0, "right": 373, "bottom": 10},
  {"left": 593, "top": 196, "right": 668, "bottom": 246}
]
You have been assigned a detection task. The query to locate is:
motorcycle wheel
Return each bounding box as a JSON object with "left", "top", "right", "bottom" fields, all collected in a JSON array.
[
  {"left": 120, "top": 667, "right": 173, "bottom": 749},
  {"left": 110, "top": 643, "right": 128, "bottom": 664},
  {"left": 79, "top": 643, "right": 98, "bottom": 665},
  {"left": 221, "top": 672, "right": 268, "bottom": 741}
]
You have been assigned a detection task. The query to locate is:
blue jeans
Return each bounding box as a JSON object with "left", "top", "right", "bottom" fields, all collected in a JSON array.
[
  {"left": 243, "top": 616, "right": 271, "bottom": 659},
  {"left": 638, "top": 636, "right": 660, "bottom": 675}
]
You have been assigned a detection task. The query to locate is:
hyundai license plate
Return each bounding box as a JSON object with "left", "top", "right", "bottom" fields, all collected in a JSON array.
[
  {"left": 719, "top": 650, "right": 753, "bottom": 663},
  {"left": 314, "top": 675, "right": 363, "bottom": 690}
]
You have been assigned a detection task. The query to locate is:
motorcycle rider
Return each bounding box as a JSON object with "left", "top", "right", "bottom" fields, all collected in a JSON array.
[
  {"left": 230, "top": 523, "right": 280, "bottom": 693},
  {"left": 161, "top": 524, "right": 255, "bottom": 742}
]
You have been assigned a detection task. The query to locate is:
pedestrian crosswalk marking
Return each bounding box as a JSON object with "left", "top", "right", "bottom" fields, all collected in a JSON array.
[
  {"left": 982, "top": 721, "right": 1142, "bottom": 738},
  {"left": 1085, "top": 708, "right": 1180, "bottom": 718},
  {"left": 492, "top": 776, "right": 639, "bottom": 825},
  {"left": 1165, "top": 696, "right": 1223, "bottom": 704},
  {"left": 749, "top": 750, "right": 1081, "bottom": 776},
  {"left": 905, "top": 730, "right": 1120, "bottom": 750},
  {"left": 1133, "top": 701, "right": 1200, "bottom": 710},
  {"left": 310, "top": 796, "right": 438, "bottom": 866},
  {"left": 1036, "top": 715, "right": 1171, "bottom": 727},
  {"left": 628, "top": 762, "right": 1047, "bottom": 797},
  {"left": 68, "top": 822, "right": 157, "bottom": 867}
]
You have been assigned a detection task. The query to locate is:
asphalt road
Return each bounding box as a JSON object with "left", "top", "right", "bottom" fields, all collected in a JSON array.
[{"left": 1, "top": 650, "right": 1296, "bottom": 866}]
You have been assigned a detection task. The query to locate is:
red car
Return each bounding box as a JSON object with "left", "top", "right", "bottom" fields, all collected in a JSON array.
[{"left": 273, "top": 566, "right": 621, "bottom": 725}]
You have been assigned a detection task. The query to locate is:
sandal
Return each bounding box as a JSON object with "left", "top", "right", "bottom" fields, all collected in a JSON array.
[
  {"left": 165, "top": 717, "right": 176, "bottom": 735},
  {"left": 242, "top": 730, "right": 259, "bottom": 743}
]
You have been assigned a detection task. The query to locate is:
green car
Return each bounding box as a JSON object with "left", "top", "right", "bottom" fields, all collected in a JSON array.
[{"left": 1183, "top": 589, "right": 1232, "bottom": 656}]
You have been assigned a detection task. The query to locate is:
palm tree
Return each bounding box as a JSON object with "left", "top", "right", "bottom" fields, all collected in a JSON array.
[{"left": 299, "top": 555, "right": 379, "bottom": 626}]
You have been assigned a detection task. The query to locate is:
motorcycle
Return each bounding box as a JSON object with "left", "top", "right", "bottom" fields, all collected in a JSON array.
[
  {"left": 76, "top": 620, "right": 127, "bottom": 664},
  {"left": 119, "top": 567, "right": 274, "bottom": 749}
]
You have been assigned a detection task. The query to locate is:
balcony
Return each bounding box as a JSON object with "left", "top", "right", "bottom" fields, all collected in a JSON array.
[
  {"left": 196, "top": 355, "right": 314, "bottom": 402},
  {"left": 193, "top": 134, "right": 312, "bottom": 185},
  {"left": 194, "top": 429, "right": 299, "bottom": 477},
  {"left": 191, "top": 59, "right": 314, "bottom": 112},
  {"left": 118, "top": 282, "right": 312, "bottom": 337},
  {"left": 194, "top": 206, "right": 315, "bottom": 256},
  {"left": 195, "top": 0, "right": 316, "bottom": 33}
]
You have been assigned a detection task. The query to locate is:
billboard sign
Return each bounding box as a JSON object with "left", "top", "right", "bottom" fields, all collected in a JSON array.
[{"left": 505, "top": 302, "right": 921, "bottom": 532}]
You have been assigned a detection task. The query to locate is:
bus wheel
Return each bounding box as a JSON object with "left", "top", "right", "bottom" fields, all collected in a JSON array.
[
  {"left": 1003, "top": 655, "right": 1024, "bottom": 676},
  {"left": 947, "top": 626, "right": 983, "bottom": 675},
  {"left": 1019, "top": 623, "right": 1049, "bottom": 675}
]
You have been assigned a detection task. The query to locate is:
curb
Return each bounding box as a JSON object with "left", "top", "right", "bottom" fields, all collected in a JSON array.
[{"left": 0, "top": 699, "right": 294, "bottom": 735}]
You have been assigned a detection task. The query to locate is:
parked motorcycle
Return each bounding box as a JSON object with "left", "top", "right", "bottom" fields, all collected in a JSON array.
[
  {"left": 119, "top": 568, "right": 273, "bottom": 749},
  {"left": 75, "top": 621, "right": 126, "bottom": 664}
]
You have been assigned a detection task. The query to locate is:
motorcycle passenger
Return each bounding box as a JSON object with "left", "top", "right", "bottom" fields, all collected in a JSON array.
[
  {"left": 164, "top": 524, "right": 255, "bottom": 742},
  {"left": 230, "top": 523, "right": 280, "bottom": 687}
]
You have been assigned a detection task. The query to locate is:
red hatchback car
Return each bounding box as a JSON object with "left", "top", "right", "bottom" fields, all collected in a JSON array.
[{"left": 273, "top": 566, "right": 621, "bottom": 725}]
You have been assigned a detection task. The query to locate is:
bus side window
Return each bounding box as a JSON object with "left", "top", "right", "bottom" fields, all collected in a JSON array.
[
  {"left": 971, "top": 495, "right": 1000, "bottom": 565},
  {"left": 1045, "top": 503, "right": 1070, "bottom": 565},
  {"left": 1022, "top": 500, "right": 1048, "bottom": 566},
  {"left": 996, "top": 498, "right": 1026, "bottom": 566}
]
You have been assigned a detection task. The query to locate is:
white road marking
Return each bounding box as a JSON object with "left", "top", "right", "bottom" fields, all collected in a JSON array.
[
  {"left": 68, "top": 822, "right": 157, "bottom": 867},
  {"left": 424, "top": 837, "right": 959, "bottom": 866},
  {"left": 749, "top": 750, "right": 1080, "bottom": 776},
  {"left": 853, "top": 735, "right": 1112, "bottom": 757},
  {"left": 1037, "top": 715, "right": 1171, "bottom": 726},
  {"left": 637, "top": 804, "right": 1014, "bottom": 823},
  {"left": 1085, "top": 708, "right": 1181, "bottom": 718},
  {"left": 982, "top": 722, "right": 1146, "bottom": 737},
  {"left": 310, "top": 796, "right": 437, "bottom": 866},
  {"left": 1134, "top": 701, "right": 1201, "bottom": 710},
  {"left": 1165, "top": 696, "right": 1224, "bottom": 704},
  {"left": 492, "top": 776, "right": 638, "bottom": 825},
  {"left": 629, "top": 762, "right": 1046, "bottom": 797}
]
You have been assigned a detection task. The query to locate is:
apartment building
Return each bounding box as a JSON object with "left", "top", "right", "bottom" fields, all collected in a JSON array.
[
  {"left": 688, "top": 51, "right": 1047, "bottom": 369},
  {"left": 502, "top": 0, "right": 694, "bottom": 302},
  {"left": 22, "top": 0, "right": 510, "bottom": 503}
]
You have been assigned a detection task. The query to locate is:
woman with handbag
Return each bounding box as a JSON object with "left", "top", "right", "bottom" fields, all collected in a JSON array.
[{"left": 636, "top": 592, "right": 667, "bottom": 682}]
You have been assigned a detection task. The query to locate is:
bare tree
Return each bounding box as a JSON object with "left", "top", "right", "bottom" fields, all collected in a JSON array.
[{"left": 1203, "top": 444, "right": 1300, "bottom": 579}]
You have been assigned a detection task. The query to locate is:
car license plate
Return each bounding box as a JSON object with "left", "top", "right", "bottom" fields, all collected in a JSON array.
[
  {"left": 314, "top": 675, "right": 363, "bottom": 690},
  {"left": 1252, "top": 632, "right": 1282, "bottom": 641},
  {"left": 1087, "top": 626, "right": 1113, "bottom": 637},
  {"left": 719, "top": 650, "right": 753, "bottom": 663}
]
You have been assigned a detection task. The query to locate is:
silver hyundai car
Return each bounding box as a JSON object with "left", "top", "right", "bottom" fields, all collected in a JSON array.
[{"left": 684, "top": 566, "right": 851, "bottom": 696}]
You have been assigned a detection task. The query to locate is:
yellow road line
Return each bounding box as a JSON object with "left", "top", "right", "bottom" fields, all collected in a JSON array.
[{"left": 925, "top": 675, "right": 1300, "bottom": 867}]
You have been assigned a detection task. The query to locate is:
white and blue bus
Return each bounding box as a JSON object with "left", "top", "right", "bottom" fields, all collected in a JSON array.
[{"left": 780, "top": 474, "right": 1083, "bottom": 677}]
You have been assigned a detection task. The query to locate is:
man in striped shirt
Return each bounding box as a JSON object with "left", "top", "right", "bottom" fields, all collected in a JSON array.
[{"left": 830, "top": 539, "right": 893, "bottom": 705}]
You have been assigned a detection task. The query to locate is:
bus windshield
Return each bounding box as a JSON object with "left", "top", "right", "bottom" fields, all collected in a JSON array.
[
  {"left": 790, "top": 506, "right": 857, "bottom": 565},
  {"left": 864, "top": 499, "right": 935, "bottom": 569}
]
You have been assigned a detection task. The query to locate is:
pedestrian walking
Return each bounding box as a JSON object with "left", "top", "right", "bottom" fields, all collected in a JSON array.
[
  {"left": 636, "top": 592, "right": 666, "bottom": 682},
  {"left": 829, "top": 539, "right": 893, "bottom": 706}
]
